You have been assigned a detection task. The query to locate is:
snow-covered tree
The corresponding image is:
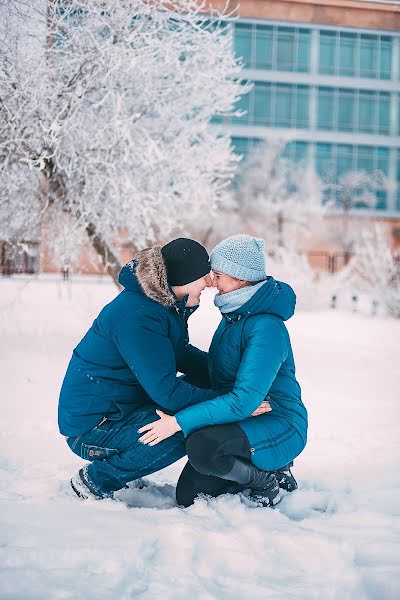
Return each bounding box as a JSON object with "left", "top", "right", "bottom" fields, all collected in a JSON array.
[
  {"left": 232, "top": 139, "right": 325, "bottom": 250},
  {"left": 348, "top": 224, "right": 400, "bottom": 318},
  {"left": 324, "top": 170, "right": 388, "bottom": 263},
  {"left": 0, "top": 0, "right": 245, "bottom": 281}
]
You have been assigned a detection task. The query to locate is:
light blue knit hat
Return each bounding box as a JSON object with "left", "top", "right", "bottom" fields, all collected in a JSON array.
[{"left": 210, "top": 234, "right": 266, "bottom": 282}]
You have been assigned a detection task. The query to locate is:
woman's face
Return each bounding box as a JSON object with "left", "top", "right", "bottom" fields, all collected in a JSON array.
[{"left": 212, "top": 270, "right": 248, "bottom": 295}]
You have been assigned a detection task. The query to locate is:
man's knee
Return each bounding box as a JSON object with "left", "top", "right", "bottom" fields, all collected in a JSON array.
[{"left": 186, "top": 428, "right": 221, "bottom": 475}]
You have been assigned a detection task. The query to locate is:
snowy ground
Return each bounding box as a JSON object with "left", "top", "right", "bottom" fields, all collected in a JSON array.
[{"left": 1, "top": 275, "right": 399, "bottom": 600}]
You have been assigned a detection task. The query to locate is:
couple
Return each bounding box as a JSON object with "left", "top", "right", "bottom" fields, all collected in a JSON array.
[{"left": 58, "top": 235, "right": 307, "bottom": 507}]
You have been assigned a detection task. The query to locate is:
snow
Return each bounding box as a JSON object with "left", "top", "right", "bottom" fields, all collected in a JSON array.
[{"left": 1, "top": 275, "right": 399, "bottom": 600}]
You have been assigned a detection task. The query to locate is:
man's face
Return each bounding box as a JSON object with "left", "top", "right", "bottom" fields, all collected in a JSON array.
[
  {"left": 212, "top": 270, "right": 245, "bottom": 295},
  {"left": 175, "top": 273, "right": 213, "bottom": 307}
]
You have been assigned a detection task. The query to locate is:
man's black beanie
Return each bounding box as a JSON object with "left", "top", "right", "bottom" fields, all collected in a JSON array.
[{"left": 161, "top": 238, "right": 211, "bottom": 286}]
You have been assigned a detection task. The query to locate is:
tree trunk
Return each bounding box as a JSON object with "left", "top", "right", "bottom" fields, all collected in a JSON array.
[
  {"left": 44, "top": 163, "right": 124, "bottom": 288},
  {"left": 85, "top": 222, "right": 122, "bottom": 287}
]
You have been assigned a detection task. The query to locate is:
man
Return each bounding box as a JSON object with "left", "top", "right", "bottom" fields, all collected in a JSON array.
[{"left": 59, "top": 238, "right": 221, "bottom": 499}]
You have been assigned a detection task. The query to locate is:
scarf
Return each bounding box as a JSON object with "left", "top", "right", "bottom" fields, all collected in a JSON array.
[{"left": 214, "top": 279, "right": 267, "bottom": 314}]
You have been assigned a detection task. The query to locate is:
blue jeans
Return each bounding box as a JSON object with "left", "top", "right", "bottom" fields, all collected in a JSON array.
[{"left": 66, "top": 406, "right": 186, "bottom": 496}]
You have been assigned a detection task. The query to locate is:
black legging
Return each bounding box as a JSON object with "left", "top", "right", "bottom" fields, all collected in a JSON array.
[{"left": 176, "top": 423, "right": 253, "bottom": 508}]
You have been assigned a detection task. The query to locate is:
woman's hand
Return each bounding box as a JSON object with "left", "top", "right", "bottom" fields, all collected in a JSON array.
[
  {"left": 138, "top": 410, "right": 181, "bottom": 446},
  {"left": 250, "top": 399, "right": 272, "bottom": 417}
]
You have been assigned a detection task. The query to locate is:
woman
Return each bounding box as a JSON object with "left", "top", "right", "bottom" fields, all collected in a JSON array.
[{"left": 139, "top": 234, "right": 308, "bottom": 507}]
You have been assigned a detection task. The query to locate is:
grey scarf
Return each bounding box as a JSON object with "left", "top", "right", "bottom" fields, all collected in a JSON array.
[{"left": 214, "top": 280, "right": 267, "bottom": 314}]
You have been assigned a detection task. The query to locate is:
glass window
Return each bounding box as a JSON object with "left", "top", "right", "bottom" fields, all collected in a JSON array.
[
  {"left": 378, "top": 93, "right": 390, "bottom": 135},
  {"left": 338, "top": 90, "right": 355, "bottom": 131},
  {"left": 276, "top": 28, "right": 296, "bottom": 71},
  {"left": 338, "top": 32, "right": 356, "bottom": 77},
  {"left": 254, "top": 26, "right": 273, "bottom": 70},
  {"left": 319, "top": 31, "right": 336, "bottom": 74},
  {"left": 360, "top": 34, "right": 377, "bottom": 79},
  {"left": 285, "top": 141, "right": 309, "bottom": 162},
  {"left": 377, "top": 147, "right": 389, "bottom": 174},
  {"left": 282, "top": 141, "right": 308, "bottom": 162},
  {"left": 358, "top": 91, "right": 375, "bottom": 134},
  {"left": 275, "top": 84, "right": 293, "bottom": 127},
  {"left": 298, "top": 30, "right": 310, "bottom": 72},
  {"left": 317, "top": 88, "right": 335, "bottom": 130},
  {"left": 231, "top": 137, "right": 250, "bottom": 159},
  {"left": 337, "top": 144, "right": 354, "bottom": 176},
  {"left": 235, "top": 23, "right": 252, "bottom": 67},
  {"left": 316, "top": 143, "right": 334, "bottom": 178},
  {"left": 253, "top": 83, "right": 271, "bottom": 124},
  {"left": 355, "top": 146, "right": 374, "bottom": 173},
  {"left": 380, "top": 37, "right": 392, "bottom": 80},
  {"left": 296, "top": 86, "right": 309, "bottom": 128},
  {"left": 375, "top": 190, "right": 387, "bottom": 210}
]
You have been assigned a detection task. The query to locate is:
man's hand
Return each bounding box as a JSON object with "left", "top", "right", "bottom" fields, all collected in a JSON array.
[
  {"left": 138, "top": 410, "right": 181, "bottom": 446},
  {"left": 250, "top": 399, "right": 272, "bottom": 417}
]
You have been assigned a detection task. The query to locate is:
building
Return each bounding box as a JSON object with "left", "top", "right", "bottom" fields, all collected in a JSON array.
[{"left": 213, "top": 0, "right": 400, "bottom": 259}]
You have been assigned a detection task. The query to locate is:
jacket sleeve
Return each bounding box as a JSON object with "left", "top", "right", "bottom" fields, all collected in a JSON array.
[
  {"left": 113, "top": 309, "right": 218, "bottom": 412},
  {"left": 176, "top": 317, "right": 288, "bottom": 437},
  {"left": 178, "top": 344, "right": 211, "bottom": 388}
]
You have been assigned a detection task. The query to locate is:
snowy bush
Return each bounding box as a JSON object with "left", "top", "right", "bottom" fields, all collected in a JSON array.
[
  {"left": 190, "top": 139, "right": 326, "bottom": 252},
  {"left": 0, "top": 0, "right": 246, "bottom": 281},
  {"left": 264, "top": 248, "right": 344, "bottom": 311},
  {"left": 347, "top": 225, "right": 400, "bottom": 318},
  {"left": 323, "top": 170, "right": 388, "bottom": 262}
]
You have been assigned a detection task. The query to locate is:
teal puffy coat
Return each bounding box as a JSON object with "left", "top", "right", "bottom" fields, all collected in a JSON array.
[
  {"left": 176, "top": 278, "right": 308, "bottom": 471},
  {"left": 58, "top": 249, "right": 218, "bottom": 438}
]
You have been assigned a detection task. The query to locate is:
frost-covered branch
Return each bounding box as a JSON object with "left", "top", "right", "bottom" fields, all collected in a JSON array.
[{"left": 0, "top": 0, "right": 245, "bottom": 282}]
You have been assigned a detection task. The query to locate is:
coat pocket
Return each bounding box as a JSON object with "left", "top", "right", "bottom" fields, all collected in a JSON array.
[{"left": 80, "top": 443, "right": 119, "bottom": 461}]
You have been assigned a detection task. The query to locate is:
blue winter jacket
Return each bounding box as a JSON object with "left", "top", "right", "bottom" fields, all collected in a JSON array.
[
  {"left": 58, "top": 247, "right": 218, "bottom": 437},
  {"left": 176, "top": 278, "right": 308, "bottom": 449}
]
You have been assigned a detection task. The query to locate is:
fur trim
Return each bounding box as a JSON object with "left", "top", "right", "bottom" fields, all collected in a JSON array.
[{"left": 135, "top": 244, "right": 175, "bottom": 308}]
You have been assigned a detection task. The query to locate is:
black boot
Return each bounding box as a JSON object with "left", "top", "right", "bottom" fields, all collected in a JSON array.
[
  {"left": 222, "top": 459, "right": 280, "bottom": 507},
  {"left": 274, "top": 461, "right": 298, "bottom": 493}
]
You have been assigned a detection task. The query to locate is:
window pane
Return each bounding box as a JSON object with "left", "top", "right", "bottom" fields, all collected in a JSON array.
[
  {"left": 293, "top": 141, "right": 308, "bottom": 162},
  {"left": 296, "top": 86, "right": 309, "bottom": 127},
  {"left": 274, "top": 84, "right": 292, "bottom": 127},
  {"left": 376, "top": 190, "right": 387, "bottom": 210},
  {"left": 377, "top": 147, "right": 389, "bottom": 174},
  {"left": 317, "top": 88, "right": 334, "bottom": 129},
  {"left": 316, "top": 143, "right": 334, "bottom": 177},
  {"left": 380, "top": 37, "right": 392, "bottom": 80},
  {"left": 276, "top": 28, "right": 296, "bottom": 71},
  {"left": 356, "top": 147, "right": 374, "bottom": 174},
  {"left": 319, "top": 31, "right": 336, "bottom": 74},
  {"left": 338, "top": 90, "right": 355, "bottom": 131},
  {"left": 378, "top": 93, "right": 390, "bottom": 135},
  {"left": 339, "top": 33, "right": 356, "bottom": 77},
  {"left": 283, "top": 141, "right": 308, "bottom": 162},
  {"left": 358, "top": 91, "right": 376, "bottom": 134},
  {"left": 253, "top": 83, "right": 271, "bottom": 124},
  {"left": 298, "top": 30, "right": 310, "bottom": 72},
  {"left": 360, "top": 34, "right": 377, "bottom": 78},
  {"left": 235, "top": 24, "right": 252, "bottom": 67},
  {"left": 337, "top": 145, "right": 354, "bottom": 176},
  {"left": 254, "top": 26, "right": 273, "bottom": 70},
  {"left": 232, "top": 137, "right": 249, "bottom": 153}
]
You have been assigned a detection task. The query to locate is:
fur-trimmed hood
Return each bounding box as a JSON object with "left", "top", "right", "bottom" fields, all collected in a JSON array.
[{"left": 118, "top": 245, "right": 175, "bottom": 308}]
